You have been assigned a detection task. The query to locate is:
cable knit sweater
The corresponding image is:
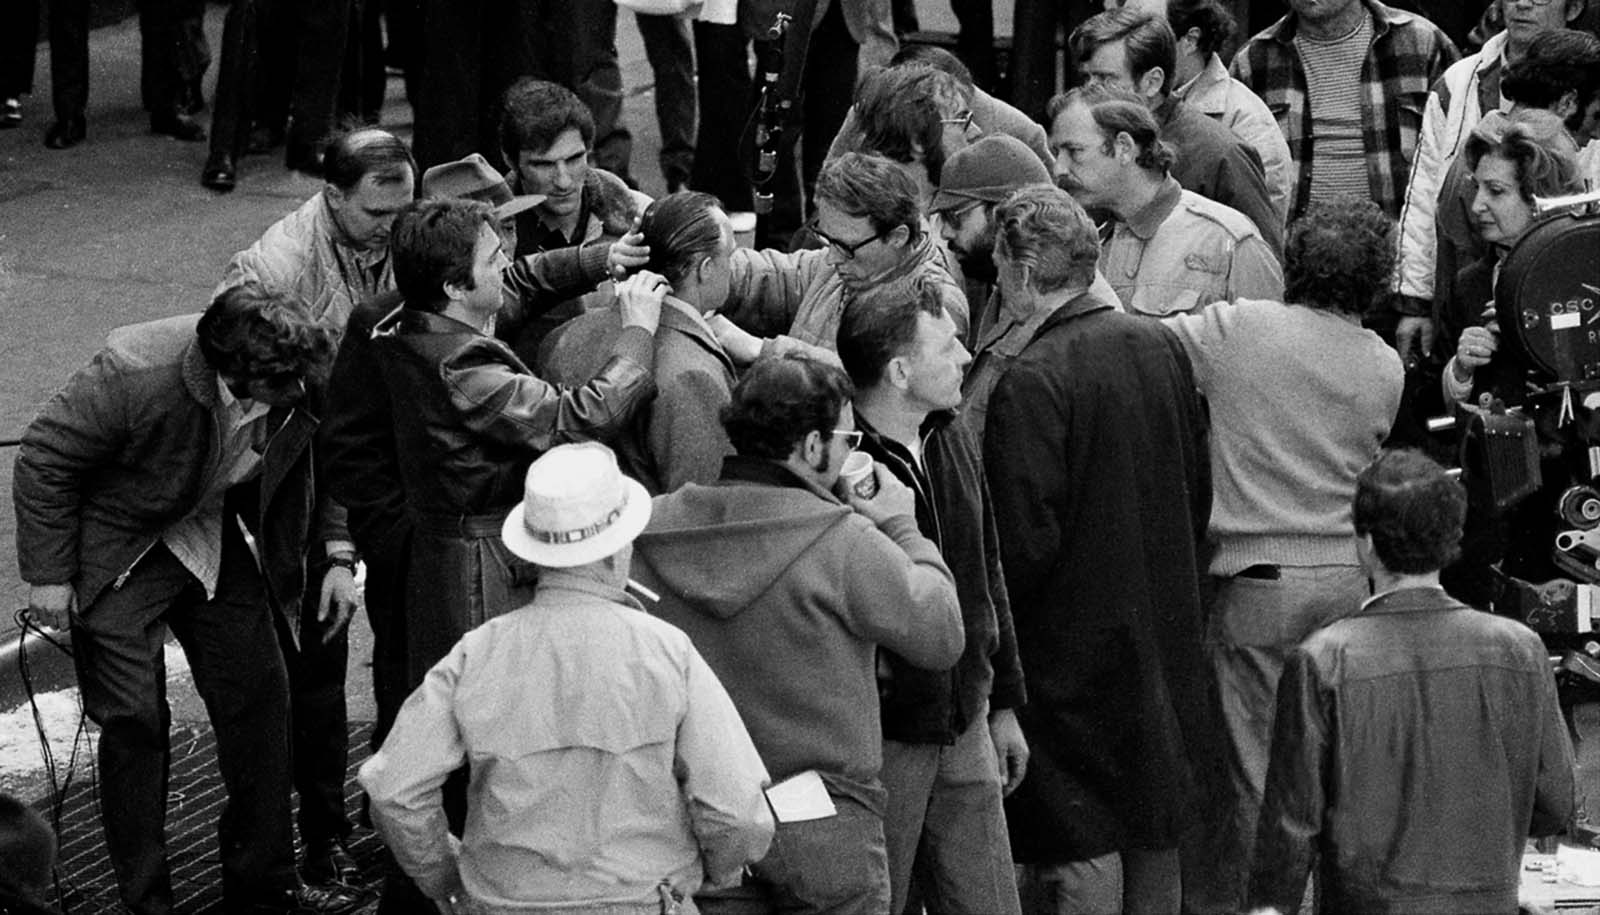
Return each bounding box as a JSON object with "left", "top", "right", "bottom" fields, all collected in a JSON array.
[{"left": 1164, "top": 299, "right": 1403, "bottom": 575}]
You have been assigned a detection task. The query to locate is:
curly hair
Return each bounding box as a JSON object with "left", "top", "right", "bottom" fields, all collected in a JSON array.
[
  {"left": 722, "top": 354, "right": 854, "bottom": 461},
  {"left": 1353, "top": 449, "right": 1467, "bottom": 574},
  {"left": 1167, "top": 0, "right": 1237, "bottom": 57},
  {"left": 390, "top": 198, "right": 498, "bottom": 312},
  {"left": 1500, "top": 28, "right": 1600, "bottom": 134},
  {"left": 1048, "top": 84, "right": 1178, "bottom": 175},
  {"left": 498, "top": 77, "right": 595, "bottom": 169},
  {"left": 198, "top": 283, "right": 335, "bottom": 384},
  {"left": 992, "top": 184, "right": 1101, "bottom": 292},
  {"left": 1463, "top": 109, "right": 1584, "bottom": 204},
  {"left": 1282, "top": 196, "right": 1395, "bottom": 315},
  {"left": 814, "top": 153, "right": 923, "bottom": 241}
]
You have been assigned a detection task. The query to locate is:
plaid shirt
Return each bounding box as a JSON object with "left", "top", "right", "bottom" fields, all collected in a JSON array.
[{"left": 1230, "top": 0, "right": 1459, "bottom": 221}]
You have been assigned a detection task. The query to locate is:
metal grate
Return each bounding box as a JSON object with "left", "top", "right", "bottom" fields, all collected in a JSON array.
[{"left": 40, "top": 723, "right": 385, "bottom": 913}]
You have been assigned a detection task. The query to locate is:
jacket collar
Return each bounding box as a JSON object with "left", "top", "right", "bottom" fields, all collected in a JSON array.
[
  {"left": 717, "top": 454, "right": 841, "bottom": 504},
  {"left": 1360, "top": 585, "right": 1462, "bottom": 615},
  {"left": 661, "top": 296, "right": 736, "bottom": 373},
  {"left": 1122, "top": 176, "right": 1185, "bottom": 241},
  {"left": 535, "top": 567, "right": 645, "bottom": 612},
  {"left": 1173, "top": 54, "right": 1232, "bottom": 115},
  {"left": 376, "top": 306, "right": 484, "bottom": 337},
  {"left": 181, "top": 337, "right": 218, "bottom": 407},
  {"left": 1265, "top": 0, "right": 1409, "bottom": 44}
]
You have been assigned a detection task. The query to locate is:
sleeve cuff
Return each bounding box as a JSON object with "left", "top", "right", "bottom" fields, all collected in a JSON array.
[{"left": 579, "top": 241, "right": 612, "bottom": 284}]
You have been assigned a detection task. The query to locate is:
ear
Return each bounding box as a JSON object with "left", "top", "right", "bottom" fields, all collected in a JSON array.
[
  {"left": 887, "top": 354, "right": 913, "bottom": 391},
  {"left": 1113, "top": 130, "right": 1139, "bottom": 163},
  {"left": 324, "top": 182, "right": 346, "bottom": 208},
  {"left": 800, "top": 428, "right": 825, "bottom": 465},
  {"left": 1555, "top": 88, "right": 1581, "bottom": 123},
  {"left": 442, "top": 276, "right": 470, "bottom": 305},
  {"left": 1568, "top": 0, "right": 1585, "bottom": 24},
  {"left": 887, "top": 223, "right": 913, "bottom": 248},
  {"left": 1136, "top": 66, "right": 1166, "bottom": 102},
  {"left": 1180, "top": 26, "right": 1203, "bottom": 51}
]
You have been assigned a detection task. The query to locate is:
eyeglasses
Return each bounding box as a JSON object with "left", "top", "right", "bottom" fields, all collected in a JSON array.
[
  {"left": 1508, "top": 0, "right": 1557, "bottom": 6},
  {"left": 940, "top": 109, "right": 976, "bottom": 132},
  {"left": 831, "top": 428, "right": 864, "bottom": 449},
  {"left": 811, "top": 223, "right": 890, "bottom": 260}
]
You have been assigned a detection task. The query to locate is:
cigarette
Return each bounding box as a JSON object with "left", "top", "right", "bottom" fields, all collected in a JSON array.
[{"left": 627, "top": 578, "right": 661, "bottom": 603}]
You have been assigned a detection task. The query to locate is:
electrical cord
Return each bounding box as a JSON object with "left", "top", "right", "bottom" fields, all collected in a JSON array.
[{"left": 13, "top": 607, "right": 87, "bottom": 914}]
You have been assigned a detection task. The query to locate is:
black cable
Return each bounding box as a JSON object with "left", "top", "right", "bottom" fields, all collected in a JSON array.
[{"left": 13, "top": 607, "right": 86, "bottom": 914}]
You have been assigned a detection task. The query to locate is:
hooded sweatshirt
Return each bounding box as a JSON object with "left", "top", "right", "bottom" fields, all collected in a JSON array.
[{"left": 631, "top": 457, "right": 964, "bottom": 808}]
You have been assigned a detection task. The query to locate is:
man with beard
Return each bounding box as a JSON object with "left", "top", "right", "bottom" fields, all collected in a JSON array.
[{"left": 929, "top": 133, "right": 1055, "bottom": 345}]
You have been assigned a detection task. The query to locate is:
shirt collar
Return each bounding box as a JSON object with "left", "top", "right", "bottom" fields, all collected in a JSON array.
[
  {"left": 1122, "top": 177, "right": 1184, "bottom": 241},
  {"left": 216, "top": 376, "right": 270, "bottom": 426},
  {"left": 535, "top": 568, "right": 645, "bottom": 612},
  {"left": 1360, "top": 584, "right": 1451, "bottom": 614}
]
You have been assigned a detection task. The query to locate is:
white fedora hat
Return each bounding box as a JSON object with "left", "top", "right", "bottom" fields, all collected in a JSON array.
[{"left": 501, "top": 443, "right": 652, "bottom": 568}]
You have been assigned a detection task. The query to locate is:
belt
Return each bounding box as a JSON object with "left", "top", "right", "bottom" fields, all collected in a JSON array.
[{"left": 413, "top": 509, "right": 510, "bottom": 538}]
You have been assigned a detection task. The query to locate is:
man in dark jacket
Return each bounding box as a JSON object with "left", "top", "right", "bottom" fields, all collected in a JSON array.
[
  {"left": 373, "top": 197, "right": 663, "bottom": 686},
  {"left": 632, "top": 354, "right": 964, "bottom": 914},
  {"left": 1248, "top": 449, "right": 1574, "bottom": 914},
  {"left": 982, "top": 185, "right": 1211, "bottom": 915},
  {"left": 837, "top": 282, "right": 1026, "bottom": 914},
  {"left": 13, "top": 286, "right": 359, "bottom": 915}
]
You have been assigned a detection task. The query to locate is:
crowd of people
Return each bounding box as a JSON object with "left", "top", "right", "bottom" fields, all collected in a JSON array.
[{"left": 7, "top": 0, "right": 1600, "bottom": 913}]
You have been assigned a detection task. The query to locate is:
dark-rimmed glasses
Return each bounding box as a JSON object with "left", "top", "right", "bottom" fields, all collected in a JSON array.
[{"left": 811, "top": 223, "right": 890, "bottom": 260}]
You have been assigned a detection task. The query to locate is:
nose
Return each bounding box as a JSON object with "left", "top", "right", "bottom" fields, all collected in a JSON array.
[
  {"left": 552, "top": 163, "right": 575, "bottom": 192},
  {"left": 1470, "top": 188, "right": 1490, "bottom": 216},
  {"left": 1053, "top": 152, "right": 1071, "bottom": 182},
  {"left": 957, "top": 343, "right": 973, "bottom": 370},
  {"left": 939, "top": 219, "right": 958, "bottom": 244}
]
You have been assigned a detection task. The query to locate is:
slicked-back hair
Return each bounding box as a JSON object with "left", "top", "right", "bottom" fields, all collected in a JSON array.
[
  {"left": 1353, "top": 449, "right": 1467, "bottom": 574},
  {"left": 1501, "top": 29, "right": 1600, "bottom": 133},
  {"left": 888, "top": 44, "right": 976, "bottom": 91},
  {"left": 722, "top": 354, "right": 855, "bottom": 461},
  {"left": 1167, "top": 0, "right": 1237, "bottom": 57},
  {"left": 1463, "top": 110, "right": 1583, "bottom": 204},
  {"left": 838, "top": 277, "right": 947, "bottom": 390},
  {"left": 640, "top": 191, "right": 727, "bottom": 288},
  {"left": 992, "top": 184, "right": 1101, "bottom": 292},
  {"left": 1281, "top": 196, "right": 1396, "bottom": 315},
  {"left": 815, "top": 153, "right": 924, "bottom": 241},
  {"left": 856, "top": 64, "right": 967, "bottom": 186},
  {"left": 1049, "top": 84, "right": 1177, "bottom": 175},
  {"left": 1069, "top": 9, "right": 1178, "bottom": 95},
  {"left": 322, "top": 127, "right": 415, "bottom": 192},
  {"left": 498, "top": 77, "right": 596, "bottom": 168},
  {"left": 391, "top": 198, "right": 498, "bottom": 313},
  {"left": 198, "top": 283, "right": 335, "bottom": 384}
]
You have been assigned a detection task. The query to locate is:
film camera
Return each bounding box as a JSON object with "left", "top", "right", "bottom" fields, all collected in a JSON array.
[{"left": 1433, "top": 194, "right": 1600, "bottom": 638}]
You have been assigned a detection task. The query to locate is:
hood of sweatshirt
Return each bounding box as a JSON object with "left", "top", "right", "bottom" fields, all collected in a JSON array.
[{"left": 633, "top": 458, "right": 854, "bottom": 619}]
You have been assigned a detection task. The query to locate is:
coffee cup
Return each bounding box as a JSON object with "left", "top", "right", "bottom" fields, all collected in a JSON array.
[{"left": 841, "top": 451, "right": 879, "bottom": 498}]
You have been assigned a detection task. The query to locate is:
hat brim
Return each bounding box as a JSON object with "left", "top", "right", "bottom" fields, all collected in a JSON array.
[
  {"left": 494, "top": 194, "right": 547, "bottom": 221},
  {"left": 500, "top": 476, "right": 652, "bottom": 568},
  {"left": 929, "top": 189, "right": 979, "bottom": 214}
]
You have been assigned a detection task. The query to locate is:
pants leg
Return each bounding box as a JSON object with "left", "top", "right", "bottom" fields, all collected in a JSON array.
[
  {"left": 915, "top": 716, "right": 1022, "bottom": 915},
  {"left": 278, "top": 578, "right": 353, "bottom": 849},
  {"left": 1199, "top": 566, "right": 1369, "bottom": 913},
  {"left": 136, "top": 0, "right": 206, "bottom": 115},
  {"left": 360, "top": 529, "right": 413, "bottom": 750},
  {"left": 572, "top": 0, "right": 632, "bottom": 182},
  {"left": 286, "top": 0, "right": 352, "bottom": 151},
  {"left": 165, "top": 527, "right": 296, "bottom": 900},
  {"left": 48, "top": 0, "right": 89, "bottom": 121},
  {"left": 949, "top": 0, "right": 996, "bottom": 92},
  {"left": 413, "top": 0, "right": 483, "bottom": 169},
  {"left": 1, "top": 0, "right": 40, "bottom": 98},
  {"left": 799, "top": 0, "right": 856, "bottom": 207},
  {"left": 70, "top": 555, "right": 187, "bottom": 915},
  {"left": 1120, "top": 848, "right": 1180, "bottom": 915},
  {"left": 880, "top": 739, "right": 940, "bottom": 915},
  {"left": 690, "top": 21, "right": 752, "bottom": 211},
  {"left": 1016, "top": 855, "right": 1122, "bottom": 915},
  {"left": 207, "top": 0, "right": 264, "bottom": 161},
  {"left": 635, "top": 11, "right": 695, "bottom": 190}
]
